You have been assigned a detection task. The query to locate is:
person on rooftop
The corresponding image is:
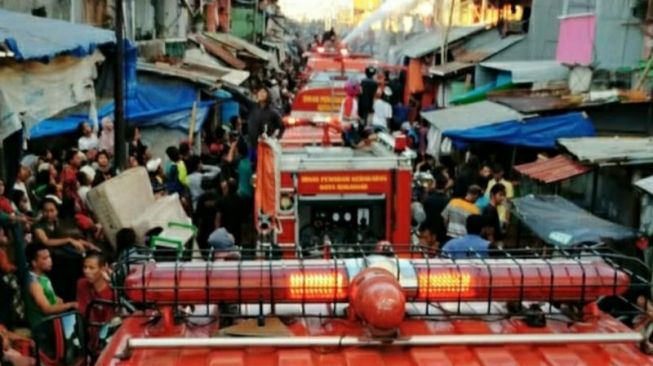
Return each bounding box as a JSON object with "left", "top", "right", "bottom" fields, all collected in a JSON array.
[{"left": 246, "top": 86, "right": 284, "bottom": 163}]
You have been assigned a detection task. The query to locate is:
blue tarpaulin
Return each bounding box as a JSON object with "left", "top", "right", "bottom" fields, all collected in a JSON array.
[
  {"left": 0, "top": 9, "right": 115, "bottom": 60},
  {"left": 30, "top": 83, "right": 214, "bottom": 139},
  {"left": 443, "top": 112, "right": 596, "bottom": 149}
]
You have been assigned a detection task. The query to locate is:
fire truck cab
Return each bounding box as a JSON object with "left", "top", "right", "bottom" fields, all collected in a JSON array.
[
  {"left": 255, "top": 120, "right": 414, "bottom": 258},
  {"left": 294, "top": 47, "right": 387, "bottom": 118}
]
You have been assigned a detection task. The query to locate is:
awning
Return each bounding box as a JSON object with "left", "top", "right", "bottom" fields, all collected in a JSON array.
[
  {"left": 558, "top": 137, "right": 653, "bottom": 166},
  {"left": 0, "top": 9, "right": 115, "bottom": 60},
  {"left": 635, "top": 175, "right": 653, "bottom": 195},
  {"left": 478, "top": 60, "right": 569, "bottom": 84},
  {"left": 421, "top": 101, "right": 526, "bottom": 131},
  {"left": 429, "top": 61, "right": 475, "bottom": 77},
  {"left": 443, "top": 112, "right": 596, "bottom": 149},
  {"left": 30, "top": 83, "right": 213, "bottom": 139},
  {"left": 512, "top": 195, "right": 638, "bottom": 247},
  {"left": 400, "top": 26, "right": 485, "bottom": 59},
  {"left": 514, "top": 155, "right": 591, "bottom": 184}
]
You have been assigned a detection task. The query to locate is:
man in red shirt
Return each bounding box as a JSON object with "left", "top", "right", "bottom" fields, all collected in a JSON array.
[
  {"left": 61, "top": 149, "right": 83, "bottom": 197},
  {"left": 76, "top": 252, "right": 114, "bottom": 356}
]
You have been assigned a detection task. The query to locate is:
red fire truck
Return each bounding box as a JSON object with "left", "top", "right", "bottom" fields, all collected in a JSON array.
[
  {"left": 254, "top": 121, "right": 413, "bottom": 258},
  {"left": 89, "top": 250, "right": 653, "bottom": 366},
  {"left": 293, "top": 47, "right": 397, "bottom": 119}
]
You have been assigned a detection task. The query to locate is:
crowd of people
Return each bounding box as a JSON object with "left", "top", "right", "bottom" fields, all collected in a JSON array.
[
  {"left": 0, "top": 67, "right": 302, "bottom": 364},
  {"left": 414, "top": 157, "right": 515, "bottom": 259},
  {"left": 0, "top": 31, "right": 517, "bottom": 365}
]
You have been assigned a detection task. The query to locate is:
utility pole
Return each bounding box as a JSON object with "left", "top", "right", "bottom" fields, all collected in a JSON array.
[
  {"left": 114, "top": 0, "right": 127, "bottom": 170},
  {"left": 441, "top": 0, "right": 456, "bottom": 65}
]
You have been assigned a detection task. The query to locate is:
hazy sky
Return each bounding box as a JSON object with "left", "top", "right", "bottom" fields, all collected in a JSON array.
[{"left": 279, "top": 0, "right": 352, "bottom": 21}]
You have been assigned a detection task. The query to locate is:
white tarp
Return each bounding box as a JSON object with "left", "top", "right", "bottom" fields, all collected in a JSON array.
[{"left": 0, "top": 50, "right": 104, "bottom": 140}]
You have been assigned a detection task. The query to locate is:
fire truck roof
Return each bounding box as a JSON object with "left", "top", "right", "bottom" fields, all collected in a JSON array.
[
  {"left": 279, "top": 140, "right": 412, "bottom": 171},
  {"left": 96, "top": 250, "right": 653, "bottom": 366},
  {"left": 98, "top": 311, "right": 653, "bottom": 366}
]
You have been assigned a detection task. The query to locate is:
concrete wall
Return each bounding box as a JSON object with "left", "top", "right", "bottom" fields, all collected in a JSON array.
[
  {"left": 0, "top": 0, "right": 184, "bottom": 41},
  {"left": 0, "top": 0, "right": 82, "bottom": 22}
]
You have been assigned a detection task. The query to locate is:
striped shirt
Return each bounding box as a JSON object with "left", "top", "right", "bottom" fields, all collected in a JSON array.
[{"left": 442, "top": 198, "right": 480, "bottom": 238}]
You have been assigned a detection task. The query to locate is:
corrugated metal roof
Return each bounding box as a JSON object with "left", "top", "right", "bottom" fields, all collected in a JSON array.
[
  {"left": 635, "top": 175, "right": 653, "bottom": 195},
  {"left": 559, "top": 137, "right": 653, "bottom": 165},
  {"left": 193, "top": 34, "right": 247, "bottom": 70},
  {"left": 479, "top": 60, "right": 569, "bottom": 83},
  {"left": 489, "top": 93, "right": 578, "bottom": 114},
  {"left": 204, "top": 32, "right": 271, "bottom": 61},
  {"left": 421, "top": 101, "right": 526, "bottom": 131},
  {"left": 515, "top": 155, "right": 591, "bottom": 183},
  {"left": 400, "top": 26, "right": 485, "bottom": 59},
  {"left": 428, "top": 61, "right": 474, "bottom": 77},
  {"left": 456, "top": 34, "right": 526, "bottom": 63},
  {"left": 99, "top": 315, "right": 653, "bottom": 366},
  {"left": 0, "top": 9, "right": 115, "bottom": 61}
]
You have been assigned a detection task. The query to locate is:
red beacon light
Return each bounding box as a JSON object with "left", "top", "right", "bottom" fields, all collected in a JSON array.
[{"left": 121, "top": 258, "right": 630, "bottom": 306}]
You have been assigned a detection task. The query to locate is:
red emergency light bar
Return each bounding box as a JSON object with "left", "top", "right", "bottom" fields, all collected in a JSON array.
[
  {"left": 121, "top": 259, "right": 630, "bottom": 305},
  {"left": 412, "top": 261, "right": 629, "bottom": 302},
  {"left": 124, "top": 262, "right": 348, "bottom": 304}
]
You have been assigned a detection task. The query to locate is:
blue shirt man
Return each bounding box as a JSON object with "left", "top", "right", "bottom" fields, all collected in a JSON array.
[{"left": 442, "top": 214, "right": 489, "bottom": 259}]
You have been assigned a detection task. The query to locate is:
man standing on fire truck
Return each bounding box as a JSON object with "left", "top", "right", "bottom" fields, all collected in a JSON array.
[{"left": 247, "top": 87, "right": 284, "bottom": 163}]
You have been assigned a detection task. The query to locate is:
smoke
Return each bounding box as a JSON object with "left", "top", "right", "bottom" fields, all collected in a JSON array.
[{"left": 342, "top": 0, "right": 421, "bottom": 45}]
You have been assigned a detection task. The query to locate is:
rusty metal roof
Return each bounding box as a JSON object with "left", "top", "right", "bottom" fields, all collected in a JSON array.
[
  {"left": 514, "top": 155, "right": 591, "bottom": 184},
  {"left": 428, "top": 61, "right": 475, "bottom": 77},
  {"left": 489, "top": 94, "right": 579, "bottom": 114},
  {"left": 400, "top": 26, "right": 485, "bottom": 59}
]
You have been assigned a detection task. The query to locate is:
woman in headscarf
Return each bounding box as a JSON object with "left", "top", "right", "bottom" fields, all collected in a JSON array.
[{"left": 98, "top": 117, "right": 114, "bottom": 156}]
